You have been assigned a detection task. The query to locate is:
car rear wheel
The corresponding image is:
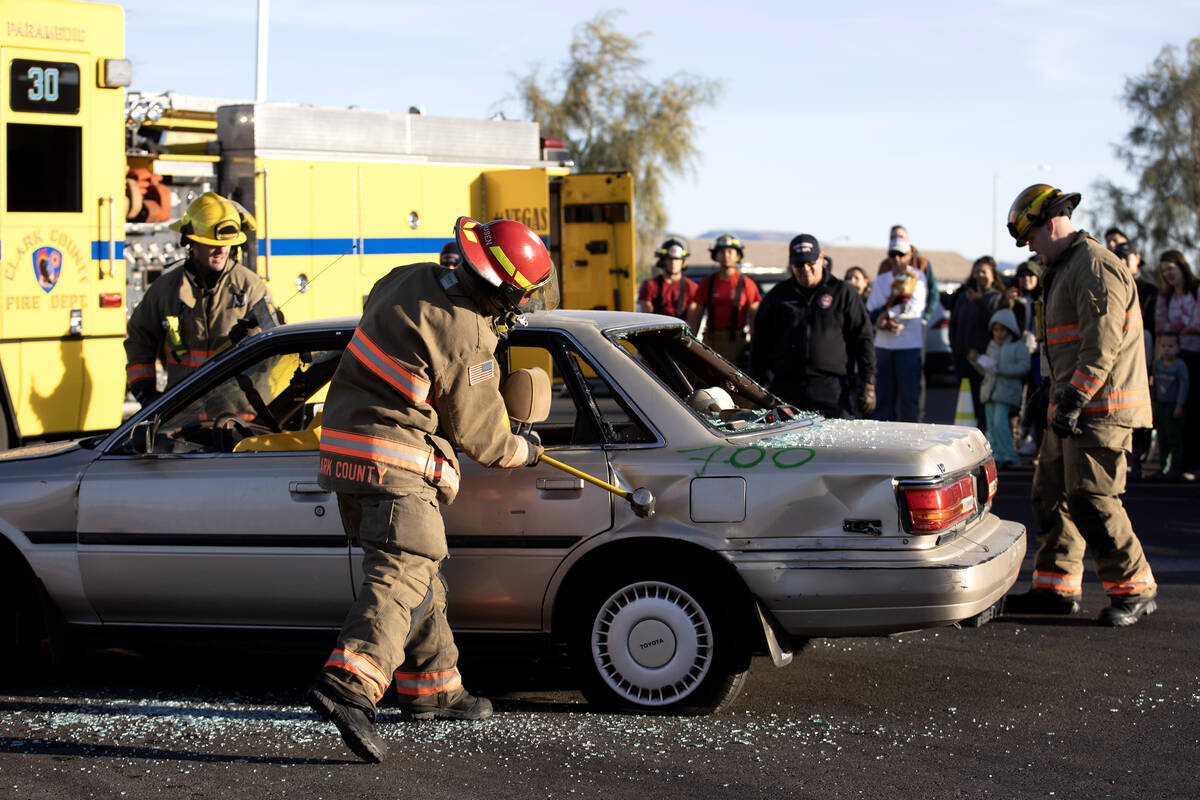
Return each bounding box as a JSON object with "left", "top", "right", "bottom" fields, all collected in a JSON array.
[
  {"left": 572, "top": 570, "right": 749, "bottom": 715},
  {"left": 0, "top": 560, "right": 42, "bottom": 676}
]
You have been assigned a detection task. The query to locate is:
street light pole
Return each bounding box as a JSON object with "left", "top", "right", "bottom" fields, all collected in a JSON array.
[
  {"left": 992, "top": 172, "right": 1000, "bottom": 259},
  {"left": 256, "top": 0, "right": 269, "bottom": 103}
]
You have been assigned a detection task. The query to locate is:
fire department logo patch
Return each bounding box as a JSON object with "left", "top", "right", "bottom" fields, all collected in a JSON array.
[
  {"left": 468, "top": 360, "right": 495, "bottom": 385},
  {"left": 33, "top": 246, "right": 62, "bottom": 292},
  {"left": 819, "top": 293, "right": 833, "bottom": 309}
]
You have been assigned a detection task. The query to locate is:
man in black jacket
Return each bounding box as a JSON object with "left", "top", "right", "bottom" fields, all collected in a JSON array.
[{"left": 751, "top": 234, "right": 876, "bottom": 417}]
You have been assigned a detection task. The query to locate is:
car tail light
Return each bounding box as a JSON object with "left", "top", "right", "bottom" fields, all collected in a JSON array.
[
  {"left": 982, "top": 458, "right": 998, "bottom": 504},
  {"left": 902, "top": 475, "right": 977, "bottom": 533},
  {"left": 99, "top": 293, "right": 123, "bottom": 308}
]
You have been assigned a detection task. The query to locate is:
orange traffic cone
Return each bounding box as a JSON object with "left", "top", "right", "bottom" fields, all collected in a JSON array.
[{"left": 954, "top": 378, "right": 976, "bottom": 427}]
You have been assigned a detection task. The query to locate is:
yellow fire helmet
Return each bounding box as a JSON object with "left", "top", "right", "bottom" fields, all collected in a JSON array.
[
  {"left": 169, "top": 192, "right": 257, "bottom": 247},
  {"left": 1006, "top": 184, "right": 1080, "bottom": 247}
]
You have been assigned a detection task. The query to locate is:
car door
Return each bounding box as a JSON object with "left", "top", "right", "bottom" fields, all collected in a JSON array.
[
  {"left": 351, "top": 332, "right": 655, "bottom": 631},
  {"left": 76, "top": 335, "right": 354, "bottom": 628}
]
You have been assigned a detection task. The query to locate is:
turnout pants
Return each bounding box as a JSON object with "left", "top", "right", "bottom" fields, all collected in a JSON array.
[
  {"left": 702, "top": 327, "right": 749, "bottom": 367},
  {"left": 772, "top": 375, "right": 845, "bottom": 419},
  {"left": 318, "top": 489, "right": 465, "bottom": 715},
  {"left": 1030, "top": 425, "right": 1156, "bottom": 599}
]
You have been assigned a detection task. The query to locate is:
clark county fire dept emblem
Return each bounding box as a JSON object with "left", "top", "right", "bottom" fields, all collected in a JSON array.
[{"left": 33, "top": 246, "right": 62, "bottom": 292}]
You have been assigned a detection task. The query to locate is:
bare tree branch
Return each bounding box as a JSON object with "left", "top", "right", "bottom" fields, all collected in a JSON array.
[{"left": 514, "top": 10, "right": 721, "bottom": 260}]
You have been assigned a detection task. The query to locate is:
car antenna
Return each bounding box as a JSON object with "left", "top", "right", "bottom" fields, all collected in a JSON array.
[{"left": 273, "top": 242, "right": 360, "bottom": 313}]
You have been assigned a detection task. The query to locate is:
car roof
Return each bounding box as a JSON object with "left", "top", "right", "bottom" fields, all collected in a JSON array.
[{"left": 261, "top": 309, "right": 685, "bottom": 339}]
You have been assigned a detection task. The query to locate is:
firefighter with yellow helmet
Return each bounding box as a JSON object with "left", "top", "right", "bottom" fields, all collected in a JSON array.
[
  {"left": 1001, "top": 184, "right": 1158, "bottom": 627},
  {"left": 306, "top": 217, "right": 554, "bottom": 763},
  {"left": 124, "top": 192, "right": 274, "bottom": 406}
]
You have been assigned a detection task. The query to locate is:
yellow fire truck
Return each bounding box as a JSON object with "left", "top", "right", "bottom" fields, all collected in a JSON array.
[
  {"left": 126, "top": 98, "right": 636, "bottom": 325},
  {"left": 0, "top": 0, "right": 130, "bottom": 447},
  {"left": 1, "top": 0, "right": 636, "bottom": 446}
]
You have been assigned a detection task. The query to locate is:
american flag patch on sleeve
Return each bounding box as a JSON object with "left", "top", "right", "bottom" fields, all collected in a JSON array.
[{"left": 468, "top": 360, "right": 495, "bottom": 385}]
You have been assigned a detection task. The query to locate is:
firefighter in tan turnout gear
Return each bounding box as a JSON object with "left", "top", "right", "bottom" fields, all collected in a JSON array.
[
  {"left": 1001, "top": 185, "right": 1158, "bottom": 626},
  {"left": 124, "top": 192, "right": 274, "bottom": 406},
  {"left": 306, "top": 217, "right": 553, "bottom": 762}
]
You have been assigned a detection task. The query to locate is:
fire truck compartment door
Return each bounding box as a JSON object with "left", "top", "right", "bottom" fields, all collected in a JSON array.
[{"left": 556, "top": 172, "right": 635, "bottom": 312}]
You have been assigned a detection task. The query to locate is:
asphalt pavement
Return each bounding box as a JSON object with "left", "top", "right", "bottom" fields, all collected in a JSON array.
[{"left": 2, "top": 378, "right": 1198, "bottom": 798}]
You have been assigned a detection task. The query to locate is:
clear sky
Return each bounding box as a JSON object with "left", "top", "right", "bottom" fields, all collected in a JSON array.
[{"left": 120, "top": 0, "right": 1200, "bottom": 265}]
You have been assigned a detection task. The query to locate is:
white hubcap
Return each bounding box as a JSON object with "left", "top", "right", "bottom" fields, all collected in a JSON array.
[{"left": 591, "top": 581, "right": 713, "bottom": 706}]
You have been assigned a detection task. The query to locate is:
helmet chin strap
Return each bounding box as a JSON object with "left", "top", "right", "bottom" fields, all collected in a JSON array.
[{"left": 494, "top": 309, "right": 529, "bottom": 339}]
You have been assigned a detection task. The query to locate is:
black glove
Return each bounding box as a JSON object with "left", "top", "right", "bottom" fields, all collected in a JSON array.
[
  {"left": 521, "top": 431, "right": 543, "bottom": 467},
  {"left": 857, "top": 382, "right": 877, "bottom": 417},
  {"left": 131, "top": 381, "right": 161, "bottom": 408},
  {"left": 227, "top": 316, "right": 260, "bottom": 346},
  {"left": 1049, "top": 384, "right": 1085, "bottom": 439}
]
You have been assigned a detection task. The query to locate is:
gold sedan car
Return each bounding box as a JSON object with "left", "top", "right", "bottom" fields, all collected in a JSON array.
[{"left": 0, "top": 311, "right": 1024, "bottom": 713}]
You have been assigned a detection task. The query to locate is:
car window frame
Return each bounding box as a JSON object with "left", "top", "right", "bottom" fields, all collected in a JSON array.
[
  {"left": 100, "top": 327, "right": 354, "bottom": 458},
  {"left": 602, "top": 320, "right": 811, "bottom": 437},
  {"left": 506, "top": 328, "right": 663, "bottom": 451}
]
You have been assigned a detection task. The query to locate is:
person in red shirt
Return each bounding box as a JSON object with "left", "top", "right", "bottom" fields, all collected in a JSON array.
[
  {"left": 638, "top": 237, "right": 699, "bottom": 333},
  {"left": 686, "top": 233, "right": 763, "bottom": 365}
]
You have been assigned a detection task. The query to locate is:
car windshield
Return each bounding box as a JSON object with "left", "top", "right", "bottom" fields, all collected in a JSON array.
[{"left": 608, "top": 323, "right": 809, "bottom": 433}]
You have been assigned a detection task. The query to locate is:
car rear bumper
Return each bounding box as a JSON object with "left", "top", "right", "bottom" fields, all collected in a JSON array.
[{"left": 728, "top": 515, "right": 1026, "bottom": 636}]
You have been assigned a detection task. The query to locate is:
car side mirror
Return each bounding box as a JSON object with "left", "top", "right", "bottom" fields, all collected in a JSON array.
[
  {"left": 501, "top": 367, "right": 551, "bottom": 424},
  {"left": 126, "top": 417, "right": 159, "bottom": 454}
]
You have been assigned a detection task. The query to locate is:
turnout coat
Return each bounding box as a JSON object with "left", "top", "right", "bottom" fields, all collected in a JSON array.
[
  {"left": 1040, "top": 232, "right": 1152, "bottom": 430},
  {"left": 317, "top": 263, "right": 531, "bottom": 503}
]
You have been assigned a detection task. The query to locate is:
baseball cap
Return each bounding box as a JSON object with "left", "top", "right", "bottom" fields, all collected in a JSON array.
[
  {"left": 439, "top": 241, "right": 462, "bottom": 266},
  {"left": 788, "top": 234, "right": 821, "bottom": 265},
  {"left": 1112, "top": 241, "right": 1135, "bottom": 260},
  {"left": 887, "top": 233, "right": 911, "bottom": 256}
]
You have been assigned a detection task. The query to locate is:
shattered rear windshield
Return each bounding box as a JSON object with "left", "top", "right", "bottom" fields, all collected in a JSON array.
[{"left": 607, "top": 323, "right": 814, "bottom": 434}]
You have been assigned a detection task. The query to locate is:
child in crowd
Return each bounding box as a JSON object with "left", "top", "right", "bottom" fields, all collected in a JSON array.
[
  {"left": 1153, "top": 331, "right": 1190, "bottom": 478},
  {"left": 973, "top": 308, "right": 1030, "bottom": 468}
]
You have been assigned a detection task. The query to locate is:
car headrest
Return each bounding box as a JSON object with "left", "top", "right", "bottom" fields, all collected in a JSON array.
[
  {"left": 501, "top": 367, "right": 551, "bottom": 424},
  {"left": 688, "top": 386, "right": 735, "bottom": 413}
]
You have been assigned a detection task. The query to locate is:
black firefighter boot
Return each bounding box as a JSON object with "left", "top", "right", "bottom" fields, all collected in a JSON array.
[
  {"left": 410, "top": 690, "right": 494, "bottom": 721},
  {"left": 1098, "top": 595, "right": 1158, "bottom": 627},
  {"left": 307, "top": 681, "right": 388, "bottom": 763},
  {"left": 1003, "top": 589, "right": 1081, "bottom": 615}
]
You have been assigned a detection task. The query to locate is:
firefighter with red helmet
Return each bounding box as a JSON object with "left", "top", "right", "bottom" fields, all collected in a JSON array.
[
  {"left": 637, "top": 237, "right": 698, "bottom": 331},
  {"left": 124, "top": 192, "right": 272, "bottom": 406},
  {"left": 1000, "top": 185, "right": 1157, "bottom": 627},
  {"left": 307, "top": 217, "right": 555, "bottom": 762}
]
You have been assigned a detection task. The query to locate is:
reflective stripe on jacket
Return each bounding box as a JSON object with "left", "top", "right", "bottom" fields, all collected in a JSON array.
[
  {"left": 1040, "top": 232, "right": 1152, "bottom": 428},
  {"left": 317, "top": 263, "right": 530, "bottom": 502},
  {"left": 124, "top": 260, "right": 271, "bottom": 392}
]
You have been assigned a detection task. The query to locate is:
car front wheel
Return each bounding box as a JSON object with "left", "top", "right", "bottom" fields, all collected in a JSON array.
[{"left": 573, "top": 572, "right": 749, "bottom": 715}]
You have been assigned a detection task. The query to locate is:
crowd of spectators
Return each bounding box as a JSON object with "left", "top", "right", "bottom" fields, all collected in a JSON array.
[{"left": 638, "top": 225, "right": 1197, "bottom": 478}]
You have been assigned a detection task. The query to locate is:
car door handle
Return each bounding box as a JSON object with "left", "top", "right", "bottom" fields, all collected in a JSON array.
[
  {"left": 536, "top": 477, "right": 584, "bottom": 491},
  {"left": 289, "top": 481, "right": 330, "bottom": 495}
]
